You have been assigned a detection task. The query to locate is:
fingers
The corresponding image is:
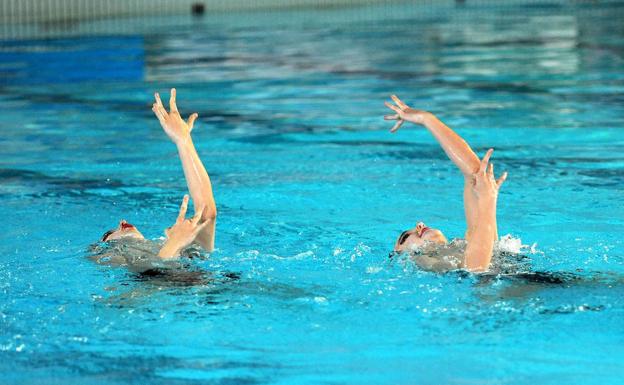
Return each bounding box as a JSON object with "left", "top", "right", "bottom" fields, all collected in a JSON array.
[
  {"left": 479, "top": 148, "right": 494, "bottom": 173},
  {"left": 391, "top": 95, "right": 408, "bottom": 110},
  {"left": 192, "top": 216, "right": 212, "bottom": 236},
  {"left": 169, "top": 88, "right": 178, "bottom": 114},
  {"left": 496, "top": 171, "right": 508, "bottom": 188},
  {"left": 187, "top": 113, "right": 198, "bottom": 131},
  {"left": 384, "top": 114, "right": 399, "bottom": 120},
  {"left": 197, "top": 219, "right": 212, "bottom": 231},
  {"left": 152, "top": 103, "right": 167, "bottom": 124},
  {"left": 488, "top": 163, "right": 494, "bottom": 179},
  {"left": 384, "top": 101, "right": 402, "bottom": 114},
  {"left": 191, "top": 207, "right": 205, "bottom": 225},
  {"left": 177, "top": 194, "right": 189, "bottom": 223},
  {"left": 153, "top": 92, "right": 169, "bottom": 125},
  {"left": 390, "top": 119, "right": 404, "bottom": 133},
  {"left": 154, "top": 92, "right": 165, "bottom": 109}
]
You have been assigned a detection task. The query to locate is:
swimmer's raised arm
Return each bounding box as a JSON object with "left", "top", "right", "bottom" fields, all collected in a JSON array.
[
  {"left": 385, "top": 95, "right": 508, "bottom": 239},
  {"left": 158, "top": 195, "right": 211, "bottom": 259},
  {"left": 462, "top": 150, "right": 507, "bottom": 271},
  {"left": 152, "top": 89, "right": 217, "bottom": 251},
  {"left": 384, "top": 95, "right": 508, "bottom": 272},
  {"left": 384, "top": 95, "right": 480, "bottom": 176}
]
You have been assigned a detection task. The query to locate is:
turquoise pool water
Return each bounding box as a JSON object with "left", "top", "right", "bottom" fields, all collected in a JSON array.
[{"left": 1, "top": 2, "right": 624, "bottom": 384}]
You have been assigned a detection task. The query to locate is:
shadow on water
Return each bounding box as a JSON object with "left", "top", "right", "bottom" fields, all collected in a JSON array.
[
  {"left": 0, "top": 168, "right": 128, "bottom": 197},
  {"left": 0, "top": 167, "right": 190, "bottom": 202},
  {"left": 1, "top": 347, "right": 273, "bottom": 385},
  {"left": 388, "top": 246, "right": 624, "bottom": 319},
  {"left": 98, "top": 241, "right": 624, "bottom": 317},
  {"left": 88, "top": 240, "right": 329, "bottom": 312},
  {"left": 461, "top": 268, "right": 624, "bottom": 317}
]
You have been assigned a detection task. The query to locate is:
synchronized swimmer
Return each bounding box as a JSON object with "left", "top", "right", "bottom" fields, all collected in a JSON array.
[
  {"left": 96, "top": 89, "right": 508, "bottom": 274},
  {"left": 384, "top": 95, "right": 507, "bottom": 272},
  {"left": 97, "top": 89, "right": 216, "bottom": 260}
]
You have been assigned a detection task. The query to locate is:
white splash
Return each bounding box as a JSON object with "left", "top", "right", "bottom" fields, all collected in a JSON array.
[
  {"left": 366, "top": 266, "right": 383, "bottom": 274},
  {"left": 349, "top": 242, "right": 371, "bottom": 262},
  {"left": 497, "top": 234, "right": 541, "bottom": 254}
]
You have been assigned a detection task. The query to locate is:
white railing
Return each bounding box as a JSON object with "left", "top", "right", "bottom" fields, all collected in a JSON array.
[
  {"left": 0, "top": 0, "right": 384, "bottom": 39},
  {"left": 0, "top": 0, "right": 616, "bottom": 40}
]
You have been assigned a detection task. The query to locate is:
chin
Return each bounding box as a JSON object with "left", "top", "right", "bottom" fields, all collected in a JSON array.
[
  {"left": 424, "top": 229, "right": 447, "bottom": 244},
  {"left": 126, "top": 232, "right": 145, "bottom": 240},
  {"left": 111, "top": 231, "right": 144, "bottom": 241}
]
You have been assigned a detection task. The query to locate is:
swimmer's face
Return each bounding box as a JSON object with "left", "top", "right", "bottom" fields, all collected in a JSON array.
[
  {"left": 393, "top": 222, "right": 447, "bottom": 253},
  {"left": 101, "top": 220, "right": 145, "bottom": 242}
]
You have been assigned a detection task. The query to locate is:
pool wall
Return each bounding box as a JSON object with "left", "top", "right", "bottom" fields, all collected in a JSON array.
[{"left": 2, "top": 0, "right": 621, "bottom": 40}]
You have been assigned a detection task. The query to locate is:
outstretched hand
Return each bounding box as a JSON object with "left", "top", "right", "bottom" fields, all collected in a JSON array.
[
  {"left": 152, "top": 88, "right": 198, "bottom": 145},
  {"left": 384, "top": 95, "right": 431, "bottom": 132},
  {"left": 470, "top": 149, "right": 507, "bottom": 204},
  {"left": 158, "top": 195, "right": 211, "bottom": 259}
]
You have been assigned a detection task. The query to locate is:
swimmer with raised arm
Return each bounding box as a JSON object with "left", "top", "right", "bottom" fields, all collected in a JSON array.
[
  {"left": 384, "top": 95, "right": 507, "bottom": 273},
  {"left": 97, "top": 89, "right": 216, "bottom": 261}
]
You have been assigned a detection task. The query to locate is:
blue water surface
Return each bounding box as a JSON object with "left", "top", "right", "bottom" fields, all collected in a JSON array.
[{"left": 1, "top": 2, "right": 624, "bottom": 384}]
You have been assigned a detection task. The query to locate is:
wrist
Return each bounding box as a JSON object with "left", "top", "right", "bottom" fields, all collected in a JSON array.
[
  {"left": 477, "top": 196, "right": 497, "bottom": 207},
  {"left": 175, "top": 135, "right": 194, "bottom": 150},
  {"left": 158, "top": 240, "right": 182, "bottom": 259},
  {"left": 419, "top": 111, "right": 435, "bottom": 125}
]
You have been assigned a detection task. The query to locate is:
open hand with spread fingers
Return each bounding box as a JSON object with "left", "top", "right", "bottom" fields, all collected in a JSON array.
[
  {"left": 384, "top": 94, "right": 432, "bottom": 132},
  {"left": 470, "top": 148, "right": 508, "bottom": 205},
  {"left": 158, "top": 195, "right": 211, "bottom": 259},
  {"left": 152, "top": 88, "right": 199, "bottom": 145}
]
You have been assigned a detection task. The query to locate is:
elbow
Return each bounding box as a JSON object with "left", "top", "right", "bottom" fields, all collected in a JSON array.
[
  {"left": 427, "top": 229, "right": 448, "bottom": 244},
  {"left": 205, "top": 208, "right": 217, "bottom": 221},
  {"left": 199, "top": 203, "right": 217, "bottom": 221}
]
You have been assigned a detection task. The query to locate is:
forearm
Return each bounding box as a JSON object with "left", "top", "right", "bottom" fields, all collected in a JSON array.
[
  {"left": 176, "top": 138, "right": 217, "bottom": 219},
  {"left": 463, "top": 205, "right": 498, "bottom": 272},
  {"left": 423, "top": 113, "right": 480, "bottom": 176}
]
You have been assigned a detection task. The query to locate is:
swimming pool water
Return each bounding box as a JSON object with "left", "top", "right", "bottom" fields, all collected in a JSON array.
[{"left": 1, "top": 2, "right": 624, "bottom": 384}]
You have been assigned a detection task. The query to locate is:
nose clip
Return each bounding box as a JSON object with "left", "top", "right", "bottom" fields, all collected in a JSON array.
[{"left": 119, "top": 220, "right": 134, "bottom": 230}]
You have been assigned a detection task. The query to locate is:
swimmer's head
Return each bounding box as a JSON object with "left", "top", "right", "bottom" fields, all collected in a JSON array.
[
  {"left": 393, "top": 222, "right": 447, "bottom": 253},
  {"left": 101, "top": 220, "right": 145, "bottom": 242}
]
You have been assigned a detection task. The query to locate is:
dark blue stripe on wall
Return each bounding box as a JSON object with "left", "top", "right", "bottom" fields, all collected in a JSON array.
[{"left": 0, "top": 36, "right": 144, "bottom": 85}]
